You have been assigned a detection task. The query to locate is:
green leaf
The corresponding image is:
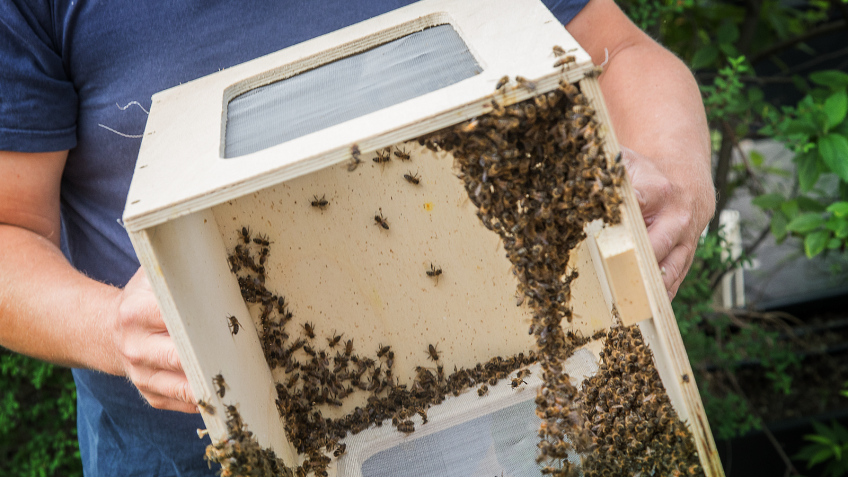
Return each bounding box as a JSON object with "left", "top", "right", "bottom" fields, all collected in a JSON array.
[
  {"left": 771, "top": 212, "right": 789, "bottom": 241},
  {"left": 795, "top": 150, "right": 824, "bottom": 192},
  {"left": 782, "top": 200, "right": 800, "bottom": 219},
  {"left": 824, "top": 91, "right": 848, "bottom": 128},
  {"left": 784, "top": 118, "right": 819, "bottom": 137},
  {"left": 752, "top": 193, "right": 784, "bottom": 210},
  {"left": 810, "top": 70, "right": 848, "bottom": 90},
  {"left": 717, "top": 21, "right": 740, "bottom": 45},
  {"left": 805, "top": 230, "right": 830, "bottom": 258},
  {"left": 797, "top": 196, "right": 827, "bottom": 212},
  {"left": 691, "top": 45, "right": 719, "bottom": 69},
  {"left": 828, "top": 238, "right": 842, "bottom": 250},
  {"left": 719, "top": 43, "right": 739, "bottom": 58},
  {"left": 818, "top": 134, "right": 848, "bottom": 182},
  {"left": 809, "top": 447, "right": 835, "bottom": 467},
  {"left": 750, "top": 150, "right": 765, "bottom": 166},
  {"left": 828, "top": 202, "right": 848, "bottom": 218},
  {"left": 787, "top": 213, "right": 825, "bottom": 233}
]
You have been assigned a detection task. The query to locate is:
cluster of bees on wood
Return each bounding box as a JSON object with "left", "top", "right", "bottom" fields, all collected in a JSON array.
[
  {"left": 218, "top": 227, "right": 541, "bottom": 476},
  {"left": 417, "top": 52, "right": 703, "bottom": 475},
  {"left": 202, "top": 43, "right": 704, "bottom": 476},
  {"left": 578, "top": 325, "right": 703, "bottom": 476},
  {"left": 203, "top": 402, "right": 294, "bottom": 477}
]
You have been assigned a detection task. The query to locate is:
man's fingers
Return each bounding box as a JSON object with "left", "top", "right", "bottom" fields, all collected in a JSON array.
[
  {"left": 658, "top": 244, "right": 694, "bottom": 298},
  {"left": 131, "top": 368, "right": 196, "bottom": 407},
  {"left": 124, "top": 333, "right": 184, "bottom": 373},
  {"left": 145, "top": 395, "right": 200, "bottom": 414}
]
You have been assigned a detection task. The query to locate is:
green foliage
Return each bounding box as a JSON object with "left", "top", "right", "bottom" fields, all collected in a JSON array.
[
  {"left": 673, "top": 232, "right": 800, "bottom": 439},
  {"left": 794, "top": 421, "right": 848, "bottom": 477},
  {"left": 0, "top": 349, "right": 82, "bottom": 477}
]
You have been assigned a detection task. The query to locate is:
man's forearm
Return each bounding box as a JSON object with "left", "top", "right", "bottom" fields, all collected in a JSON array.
[
  {"left": 0, "top": 224, "right": 121, "bottom": 373},
  {"left": 599, "top": 40, "right": 714, "bottom": 224}
]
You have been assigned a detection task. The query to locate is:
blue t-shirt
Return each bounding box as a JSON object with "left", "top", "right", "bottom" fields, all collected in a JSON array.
[{"left": 0, "top": 0, "right": 589, "bottom": 475}]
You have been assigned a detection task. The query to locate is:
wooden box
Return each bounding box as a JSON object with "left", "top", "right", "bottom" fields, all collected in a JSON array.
[{"left": 123, "top": 1, "right": 723, "bottom": 475}]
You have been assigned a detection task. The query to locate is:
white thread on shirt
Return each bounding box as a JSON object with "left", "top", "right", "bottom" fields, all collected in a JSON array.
[
  {"left": 116, "top": 101, "right": 149, "bottom": 115},
  {"left": 97, "top": 124, "right": 143, "bottom": 138}
]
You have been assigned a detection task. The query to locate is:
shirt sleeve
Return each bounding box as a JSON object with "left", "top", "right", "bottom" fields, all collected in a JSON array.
[
  {"left": 0, "top": 1, "right": 77, "bottom": 152},
  {"left": 541, "top": 0, "right": 591, "bottom": 26}
]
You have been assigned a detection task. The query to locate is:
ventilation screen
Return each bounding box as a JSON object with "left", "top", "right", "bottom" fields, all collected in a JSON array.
[
  {"left": 225, "top": 24, "right": 481, "bottom": 158},
  {"left": 337, "top": 349, "right": 599, "bottom": 477}
]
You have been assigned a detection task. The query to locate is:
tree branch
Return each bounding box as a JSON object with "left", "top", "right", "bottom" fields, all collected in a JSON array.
[
  {"left": 738, "top": 0, "right": 764, "bottom": 55},
  {"left": 709, "top": 121, "right": 735, "bottom": 234},
  {"left": 750, "top": 20, "right": 847, "bottom": 64},
  {"left": 724, "top": 370, "right": 800, "bottom": 476}
]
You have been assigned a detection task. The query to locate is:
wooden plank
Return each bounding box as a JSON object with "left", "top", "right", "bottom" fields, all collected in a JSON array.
[
  {"left": 123, "top": 0, "right": 592, "bottom": 232},
  {"left": 131, "top": 211, "right": 295, "bottom": 461},
  {"left": 579, "top": 77, "right": 724, "bottom": 477},
  {"left": 593, "top": 224, "right": 652, "bottom": 325}
]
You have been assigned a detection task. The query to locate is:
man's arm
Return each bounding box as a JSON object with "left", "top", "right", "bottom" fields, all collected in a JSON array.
[
  {"left": 0, "top": 150, "right": 197, "bottom": 413},
  {"left": 567, "top": 0, "right": 715, "bottom": 299}
]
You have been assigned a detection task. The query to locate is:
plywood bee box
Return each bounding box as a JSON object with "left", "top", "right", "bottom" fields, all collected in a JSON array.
[{"left": 123, "top": 1, "right": 724, "bottom": 476}]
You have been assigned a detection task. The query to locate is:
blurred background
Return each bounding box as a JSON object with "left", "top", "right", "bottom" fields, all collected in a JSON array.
[{"left": 4, "top": 1, "right": 848, "bottom": 475}]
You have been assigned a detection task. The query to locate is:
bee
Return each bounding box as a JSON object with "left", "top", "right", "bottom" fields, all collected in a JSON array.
[
  {"left": 374, "top": 208, "right": 389, "bottom": 230},
  {"left": 258, "top": 247, "right": 270, "bottom": 265},
  {"left": 427, "top": 343, "right": 440, "bottom": 362},
  {"left": 344, "top": 339, "right": 354, "bottom": 357},
  {"left": 426, "top": 263, "right": 442, "bottom": 285},
  {"left": 327, "top": 332, "right": 342, "bottom": 348},
  {"left": 511, "top": 377, "right": 527, "bottom": 389},
  {"left": 238, "top": 226, "right": 251, "bottom": 244},
  {"left": 253, "top": 233, "right": 271, "bottom": 246},
  {"left": 286, "top": 373, "right": 299, "bottom": 388},
  {"left": 213, "top": 374, "right": 228, "bottom": 398},
  {"left": 373, "top": 148, "right": 391, "bottom": 165},
  {"left": 515, "top": 76, "right": 536, "bottom": 92},
  {"left": 311, "top": 194, "right": 329, "bottom": 209},
  {"left": 458, "top": 119, "right": 481, "bottom": 136},
  {"left": 397, "top": 420, "right": 415, "bottom": 434},
  {"left": 302, "top": 322, "right": 316, "bottom": 339},
  {"left": 682, "top": 373, "right": 690, "bottom": 383},
  {"left": 403, "top": 171, "right": 420, "bottom": 185},
  {"left": 227, "top": 254, "right": 241, "bottom": 273},
  {"left": 477, "top": 384, "right": 488, "bottom": 396},
  {"left": 393, "top": 146, "right": 411, "bottom": 161},
  {"left": 495, "top": 75, "right": 509, "bottom": 91},
  {"left": 348, "top": 144, "right": 363, "bottom": 171},
  {"left": 551, "top": 45, "right": 575, "bottom": 57},
  {"left": 553, "top": 55, "right": 576, "bottom": 68},
  {"left": 226, "top": 315, "right": 241, "bottom": 336},
  {"left": 333, "top": 443, "right": 347, "bottom": 457},
  {"left": 197, "top": 399, "right": 216, "bottom": 415},
  {"left": 377, "top": 343, "right": 391, "bottom": 358}
]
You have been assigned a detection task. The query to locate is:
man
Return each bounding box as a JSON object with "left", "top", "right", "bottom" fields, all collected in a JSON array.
[{"left": 0, "top": 0, "right": 713, "bottom": 474}]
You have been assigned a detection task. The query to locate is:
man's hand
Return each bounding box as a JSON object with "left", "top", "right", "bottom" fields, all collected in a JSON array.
[
  {"left": 622, "top": 147, "right": 708, "bottom": 299},
  {"left": 568, "top": 0, "right": 715, "bottom": 299},
  {"left": 0, "top": 149, "right": 196, "bottom": 414},
  {"left": 109, "top": 268, "right": 198, "bottom": 413}
]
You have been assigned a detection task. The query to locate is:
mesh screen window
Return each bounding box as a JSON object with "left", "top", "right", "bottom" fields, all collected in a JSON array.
[{"left": 225, "top": 24, "right": 481, "bottom": 158}]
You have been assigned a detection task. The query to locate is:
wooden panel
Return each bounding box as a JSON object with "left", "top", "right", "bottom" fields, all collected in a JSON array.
[
  {"left": 579, "top": 77, "right": 724, "bottom": 477},
  {"left": 131, "top": 211, "right": 295, "bottom": 461},
  {"left": 594, "top": 224, "right": 652, "bottom": 325}
]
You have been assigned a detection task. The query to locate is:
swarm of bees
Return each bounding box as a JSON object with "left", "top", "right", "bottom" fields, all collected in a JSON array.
[
  {"left": 418, "top": 75, "right": 703, "bottom": 476},
  {"left": 204, "top": 404, "right": 294, "bottom": 477},
  {"left": 578, "top": 325, "right": 703, "bottom": 476},
  {"left": 205, "top": 67, "right": 704, "bottom": 476}
]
